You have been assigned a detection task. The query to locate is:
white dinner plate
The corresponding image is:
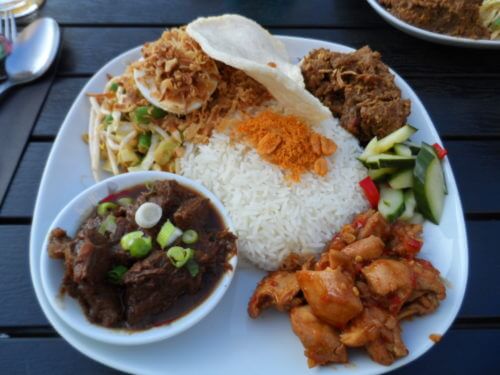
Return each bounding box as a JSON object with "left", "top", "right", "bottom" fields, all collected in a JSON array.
[
  {"left": 30, "top": 36, "right": 468, "bottom": 375},
  {"left": 366, "top": 0, "right": 500, "bottom": 49}
]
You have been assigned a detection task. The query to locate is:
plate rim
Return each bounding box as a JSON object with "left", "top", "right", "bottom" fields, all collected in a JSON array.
[
  {"left": 29, "top": 35, "right": 469, "bottom": 375},
  {"left": 366, "top": 0, "right": 500, "bottom": 49}
]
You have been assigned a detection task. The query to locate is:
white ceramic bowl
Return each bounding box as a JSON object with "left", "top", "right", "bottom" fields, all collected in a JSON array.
[{"left": 40, "top": 171, "right": 237, "bottom": 346}]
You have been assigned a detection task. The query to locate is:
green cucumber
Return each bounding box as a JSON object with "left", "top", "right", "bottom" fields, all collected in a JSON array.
[
  {"left": 409, "top": 212, "right": 425, "bottom": 224},
  {"left": 375, "top": 125, "right": 417, "bottom": 154},
  {"left": 400, "top": 190, "right": 417, "bottom": 220},
  {"left": 368, "top": 168, "right": 397, "bottom": 181},
  {"left": 366, "top": 154, "right": 416, "bottom": 169},
  {"left": 404, "top": 141, "right": 421, "bottom": 155},
  {"left": 393, "top": 143, "right": 412, "bottom": 157},
  {"left": 358, "top": 137, "right": 378, "bottom": 163},
  {"left": 413, "top": 143, "right": 446, "bottom": 224},
  {"left": 388, "top": 169, "right": 414, "bottom": 189},
  {"left": 378, "top": 185, "right": 405, "bottom": 222}
]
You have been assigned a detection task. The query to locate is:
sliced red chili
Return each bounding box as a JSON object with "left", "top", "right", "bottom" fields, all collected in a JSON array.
[
  {"left": 359, "top": 176, "right": 380, "bottom": 209},
  {"left": 406, "top": 238, "right": 423, "bottom": 252},
  {"left": 100, "top": 189, "right": 134, "bottom": 203},
  {"left": 432, "top": 143, "right": 448, "bottom": 159}
]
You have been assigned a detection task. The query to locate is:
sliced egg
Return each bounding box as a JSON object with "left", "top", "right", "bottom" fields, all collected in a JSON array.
[
  {"left": 135, "top": 202, "right": 163, "bottom": 228},
  {"left": 134, "top": 69, "right": 216, "bottom": 115}
]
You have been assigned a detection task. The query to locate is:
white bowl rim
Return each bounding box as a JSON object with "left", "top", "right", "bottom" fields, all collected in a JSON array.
[{"left": 40, "top": 171, "right": 238, "bottom": 346}]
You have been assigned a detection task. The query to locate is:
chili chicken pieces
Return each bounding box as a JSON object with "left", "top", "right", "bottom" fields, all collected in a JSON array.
[{"left": 248, "top": 209, "right": 446, "bottom": 367}]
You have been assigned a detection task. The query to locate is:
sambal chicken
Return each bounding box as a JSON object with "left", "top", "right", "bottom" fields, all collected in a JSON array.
[{"left": 248, "top": 209, "right": 446, "bottom": 367}]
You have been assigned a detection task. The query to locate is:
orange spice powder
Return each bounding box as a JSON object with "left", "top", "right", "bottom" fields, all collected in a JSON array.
[{"left": 235, "top": 111, "right": 337, "bottom": 181}]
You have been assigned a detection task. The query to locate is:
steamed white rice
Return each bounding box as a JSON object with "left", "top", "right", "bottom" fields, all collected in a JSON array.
[{"left": 179, "top": 118, "right": 369, "bottom": 270}]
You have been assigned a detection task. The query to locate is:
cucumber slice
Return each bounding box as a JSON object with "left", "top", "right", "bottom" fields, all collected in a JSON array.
[
  {"left": 413, "top": 143, "right": 446, "bottom": 224},
  {"left": 368, "top": 167, "right": 397, "bottom": 181},
  {"left": 358, "top": 137, "right": 378, "bottom": 163},
  {"left": 393, "top": 143, "right": 412, "bottom": 157},
  {"left": 404, "top": 141, "right": 421, "bottom": 155},
  {"left": 375, "top": 125, "right": 417, "bottom": 154},
  {"left": 366, "top": 154, "right": 416, "bottom": 169},
  {"left": 409, "top": 212, "right": 425, "bottom": 224},
  {"left": 388, "top": 169, "right": 414, "bottom": 189},
  {"left": 400, "top": 190, "right": 417, "bottom": 220},
  {"left": 378, "top": 185, "right": 405, "bottom": 222}
]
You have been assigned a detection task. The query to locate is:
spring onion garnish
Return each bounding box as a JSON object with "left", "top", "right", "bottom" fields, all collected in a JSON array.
[
  {"left": 107, "top": 265, "right": 128, "bottom": 284},
  {"left": 120, "top": 231, "right": 152, "bottom": 258},
  {"left": 137, "top": 132, "right": 152, "bottom": 154},
  {"left": 117, "top": 197, "right": 133, "bottom": 207},
  {"left": 135, "top": 202, "right": 162, "bottom": 229},
  {"left": 133, "top": 106, "right": 151, "bottom": 125},
  {"left": 182, "top": 229, "right": 198, "bottom": 244},
  {"left": 186, "top": 259, "right": 199, "bottom": 277},
  {"left": 157, "top": 220, "right": 183, "bottom": 249},
  {"left": 166, "top": 246, "right": 194, "bottom": 268},
  {"left": 104, "top": 114, "right": 113, "bottom": 125},
  {"left": 97, "top": 202, "right": 118, "bottom": 216},
  {"left": 151, "top": 106, "right": 167, "bottom": 119},
  {"left": 98, "top": 215, "right": 117, "bottom": 235},
  {"left": 109, "top": 82, "right": 119, "bottom": 92}
]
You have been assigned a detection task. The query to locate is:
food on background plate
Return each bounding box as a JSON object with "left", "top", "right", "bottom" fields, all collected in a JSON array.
[
  {"left": 47, "top": 180, "right": 236, "bottom": 329},
  {"left": 248, "top": 209, "right": 446, "bottom": 367},
  {"left": 379, "top": 0, "right": 499, "bottom": 40},
  {"left": 301, "top": 46, "right": 411, "bottom": 144}
]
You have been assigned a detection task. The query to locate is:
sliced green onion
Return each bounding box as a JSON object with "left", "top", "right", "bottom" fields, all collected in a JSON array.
[
  {"left": 109, "top": 82, "right": 119, "bottom": 92},
  {"left": 166, "top": 246, "right": 194, "bottom": 268},
  {"left": 117, "top": 197, "right": 133, "bottom": 207},
  {"left": 129, "top": 236, "right": 152, "bottom": 258},
  {"left": 107, "top": 265, "right": 128, "bottom": 284},
  {"left": 182, "top": 229, "right": 198, "bottom": 244},
  {"left": 104, "top": 114, "right": 113, "bottom": 125},
  {"left": 151, "top": 106, "right": 167, "bottom": 119},
  {"left": 98, "top": 215, "right": 117, "bottom": 235},
  {"left": 134, "top": 106, "right": 151, "bottom": 125},
  {"left": 144, "top": 181, "right": 154, "bottom": 191},
  {"left": 120, "top": 231, "right": 144, "bottom": 250},
  {"left": 186, "top": 259, "right": 199, "bottom": 277},
  {"left": 138, "top": 132, "right": 152, "bottom": 154},
  {"left": 97, "top": 202, "right": 118, "bottom": 216},
  {"left": 157, "top": 220, "right": 183, "bottom": 249}
]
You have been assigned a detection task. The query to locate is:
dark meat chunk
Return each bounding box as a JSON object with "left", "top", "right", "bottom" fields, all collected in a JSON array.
[
  {"left": 248, "top": 271, "right": 303, "bottom": 318},
  {"left": 301, "top": 46, "right": 411, "bottom": 144},
  {"left": 379, "top": 0, "right": 490, "bottom": 39},
  {"left": 173, "top": 196, "right": 209, "bottom": 230},
  {"left": 123, "top": 251, "right": 200, "bottom": 326},
  {"left": 48, "top": 228, "right": 72, "bottom": 259},
  {"left": 290, "top": 305, "right": 348, "bottom": 367}
]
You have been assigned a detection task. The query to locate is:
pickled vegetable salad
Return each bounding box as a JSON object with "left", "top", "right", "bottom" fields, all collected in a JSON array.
[{"left": 87, "top": 70, "right": 184, "bottom": 181}]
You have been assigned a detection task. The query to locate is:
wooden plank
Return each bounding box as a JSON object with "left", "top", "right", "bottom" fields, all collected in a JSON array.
[
  {"left": 32, "top": 76, "right": 500, "bottom": 138},
  {"left": 0, "top": 329, "right": 499, "bottom": 373},
  {"left": 0, "top": 218, "right": 497, "bottom": 328},
  {"left": 33, "top": 0, "right": 382, "bottom": 28},
  {"left": 0, "top": 143, "right": 50, "bottom": 218},
  {"left": 55, "top": 27, "right": 500, "bottom": 76},
  {"left": 0, "top": 226, "right": 48, "bottom": 326},
  {"left": 0, "top": 338, "right": 118, "bottom": 374},
  {"left": 2, "top": 139, "right": 498, "bottom": 218}
]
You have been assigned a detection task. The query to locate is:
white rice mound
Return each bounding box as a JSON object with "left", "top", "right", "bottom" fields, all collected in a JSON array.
[{"left": 179, "top": 118, "right": 369, "bottom": 271}]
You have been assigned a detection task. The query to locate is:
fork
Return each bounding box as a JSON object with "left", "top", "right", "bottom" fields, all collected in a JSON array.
[{"left": 0, "top": 11, "right": 16, "bottom": 45}]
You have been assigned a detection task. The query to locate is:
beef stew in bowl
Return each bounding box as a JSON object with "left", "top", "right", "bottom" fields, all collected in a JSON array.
[{"left": 40, "top": 171, "right": 237, "bottom": 345}]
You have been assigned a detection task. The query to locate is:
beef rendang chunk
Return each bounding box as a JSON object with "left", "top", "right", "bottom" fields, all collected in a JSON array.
[{"left": 48, "top": 180, "right": 236, "bottom": 330}]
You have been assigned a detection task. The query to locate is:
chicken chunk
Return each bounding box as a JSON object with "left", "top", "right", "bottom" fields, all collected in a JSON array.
[
  {"left": 362, "top": 259, "right": 413, "bottom": 296},
  {"left": 357, "top": 211, "right": 390, "bottom": 241},
  {"left": 248, "top": 271, "right": 302, "bottom": 318},
  {"left": 341, "top": 306, "right": 408, "bottom": 365},
  {"left": 388, "top": 221, "right": 423, "bottom": 258},
  {"left": 342, "top": 235, "right": 385, "bottom": 261},
  {"left": 290, "top": 305, "right": 348, "bottom": 367},
  {"left": 297, "top": 268, "right": 363, "bottom": 327}
]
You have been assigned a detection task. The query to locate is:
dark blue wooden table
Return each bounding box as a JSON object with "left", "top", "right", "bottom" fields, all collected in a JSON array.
[{"left": 0, "top": 1, "right": 499, "bottom": 373}]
